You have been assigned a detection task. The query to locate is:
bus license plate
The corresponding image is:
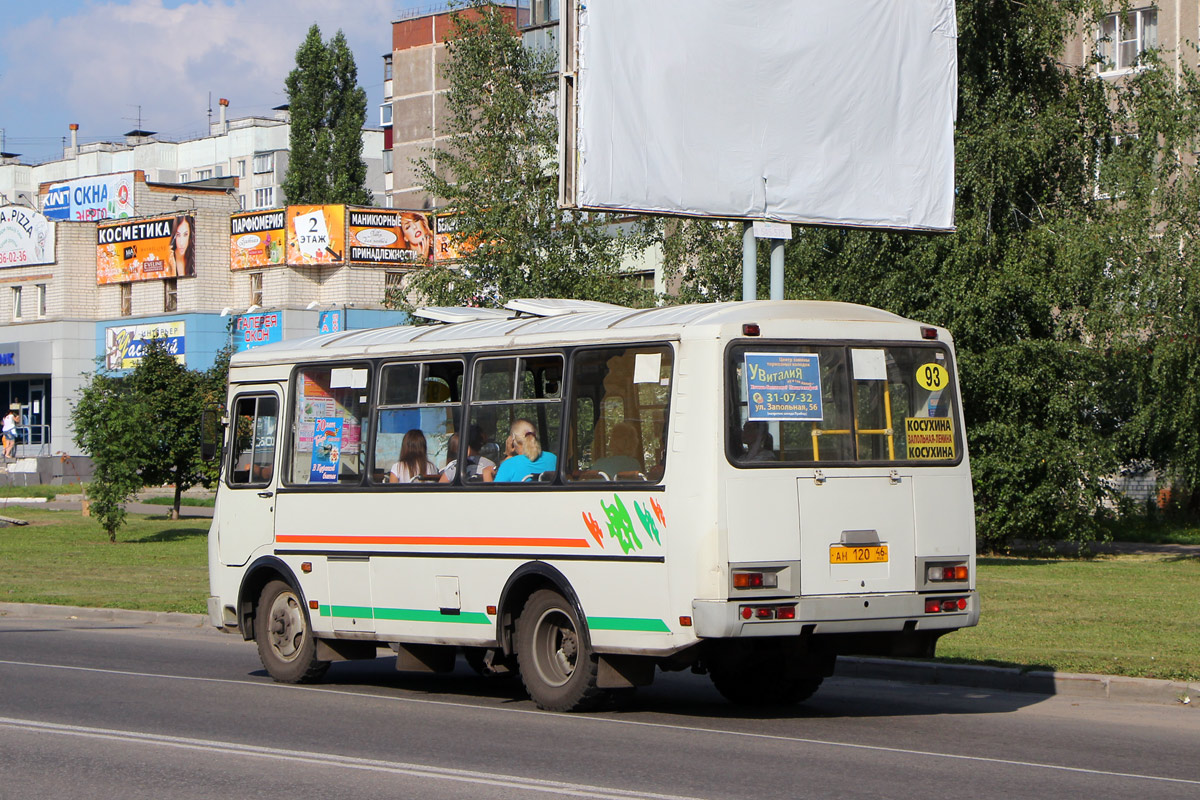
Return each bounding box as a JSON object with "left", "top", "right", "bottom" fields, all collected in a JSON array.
[{"left": 830, "top": 545, "right": 888, "bottom": 564}]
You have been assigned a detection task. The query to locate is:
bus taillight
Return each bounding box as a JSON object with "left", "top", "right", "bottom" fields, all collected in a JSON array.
[
  {"left": 927, "top": 563, "right": 969, "bottom": 582},
  {"left": 732, "top": 570, "right": 778, "bottom": 589},
  {"left": 925, "top": 597, "right": 967, "bottom": 613}
]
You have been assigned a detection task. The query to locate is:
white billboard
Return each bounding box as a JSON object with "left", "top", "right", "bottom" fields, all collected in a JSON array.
[
  {"left": 560, "top": 0, "right": 958, "bottom": 231},
  {"left": 0, "top": 206, "right": 55, "bottom": 267},
  {"left": 43, "top": 172, "right": 136, "bottom": 221}
]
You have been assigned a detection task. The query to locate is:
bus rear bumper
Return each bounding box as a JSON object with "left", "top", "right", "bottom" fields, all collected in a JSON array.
[{"left": 692, "top": 591, "right": 979, "bottom": 639}]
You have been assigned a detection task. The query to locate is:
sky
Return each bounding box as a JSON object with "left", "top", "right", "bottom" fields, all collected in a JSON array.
[{"left": 0, "top": 0, "right": 443, "bottom": 165}]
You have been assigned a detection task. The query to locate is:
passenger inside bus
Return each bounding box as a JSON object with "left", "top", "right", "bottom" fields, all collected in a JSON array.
[
  {"left": 440, "top": 425, "right": 495, "bottom": 483},
  {"left": 484, "top": 418, "right": 557, "bottom": 482},
  {"left": 738, "top": 420, "right": 777, "bottom": 461},
  {"left": 388, "top": 429, "right": 438, "bottom": 483}
]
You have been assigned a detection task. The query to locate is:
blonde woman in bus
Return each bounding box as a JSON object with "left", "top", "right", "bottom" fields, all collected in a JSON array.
[
  {"left": 388, "top": 429, "right": 437, "bottom": 483},
  {"left": 484, "top": 418, "right": 556, "bottom": 482}
]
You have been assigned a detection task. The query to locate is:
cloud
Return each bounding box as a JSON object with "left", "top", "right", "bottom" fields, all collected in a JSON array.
[{"left": 1, "top": 0, "right": 394, "bottom": 160}]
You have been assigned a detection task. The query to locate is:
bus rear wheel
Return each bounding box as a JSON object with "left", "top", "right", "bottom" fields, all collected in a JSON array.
[
  {"left": 515, "top": 589, "right": 603, "bottom": 711},
  {"left": 255, "top": 580, "right": 329, "bottom": 684}
]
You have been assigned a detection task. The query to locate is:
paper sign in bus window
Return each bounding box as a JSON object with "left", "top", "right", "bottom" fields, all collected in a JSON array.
[
  {"left": 916, "top": 362, "right": 949, "bottom": 392},
  {"left": 745, "top": 352, "right": 823, "bottom": 421},
  {"left": 904, "top": 417, "right": 955, "bottom": 460},
  {"left": 309, "top": 417, "right": 343, "bottom": 482}
]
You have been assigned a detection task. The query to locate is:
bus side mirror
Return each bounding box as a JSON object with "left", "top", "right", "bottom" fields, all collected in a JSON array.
[{"left": 200, "top": 406, "right": 224, "bottom": 462}]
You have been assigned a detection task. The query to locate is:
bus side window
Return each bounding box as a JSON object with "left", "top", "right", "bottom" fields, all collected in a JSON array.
[
  {"left": 566, "top": 345, "right": 672, "bottom": 483},
  {"left": 229, "top": 395, "right": 277, "bottom": 487},
  {"left": 372, "top": 360, "right": 464, "bottom": 484},
  {"left": 287, "top": 365, "right": 370, "bottom": 485},
  {"left": 468, "top": 354, "right": 563, "bottom": 484}
]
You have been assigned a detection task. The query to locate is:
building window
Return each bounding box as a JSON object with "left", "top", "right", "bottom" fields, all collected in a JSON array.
[
  {"left": 36, "top": 284, "right": 46, "bottom": 317},
  {"left": 253, "top": 153, "right": 274, "bottom": 174},
  {"left": 196, "top": 168, "right": 213, "bottom": 180},
  {"left": 254, "top": 187, "right": 275, "bottom": 209},
  {"left": 216, "top": 165, "right": 225, "bottom": 177},
  {"left": 238, "top": 194, "right": 246, "bottom": 210},
  {"left": 383, "top": 55, "right": 393, "bottom": 81},
  {"left": 1097, "top": 7, "right": 1157, "bottom": 73},
  {"left": 250, "top": 272, "right": 263, "bottom": 307},
  {"left": 384, "top": 271, "right": 404, "bottom": 307},
  {"left": 238, "top": 160, "right": 247, "bottom": 177},
  {"left": 380, "top": 102, "right": 393, "bottom": 127},
  {"left": 120, "top": 284, "right": 132, "bottom": 317},
  {"left": 382, "top": 149, "right": 393, "bottom": 173},
  {"left": 11, "top": 287, "right": 22, "bottom": 320},
  {"left": 164, "top": 279, "right": 178, "bottom": 312},
  {"left": 179, "top": 172, "right": 189, "bottom": 182}
]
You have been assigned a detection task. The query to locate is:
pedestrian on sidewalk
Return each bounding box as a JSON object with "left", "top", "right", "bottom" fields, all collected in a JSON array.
[{"left": 2, "top": 408, "right": 20, "bottom": 459}]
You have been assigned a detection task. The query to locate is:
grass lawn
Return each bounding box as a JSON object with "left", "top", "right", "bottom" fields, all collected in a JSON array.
[
  {"left": 0, "top": 506, "right": 208, "bottom": 614},
  {"left": 0, "top": 483, "right": 85, "bottom": 500},
  {"left": 141, "top": 496, "right": 216, "bottom": 508},
  {"left": 1, "top": 506, "right": 1196, "bottom": 681},
  {"left": 938, "top": 554, "right": 1200, "bottom": 682}
]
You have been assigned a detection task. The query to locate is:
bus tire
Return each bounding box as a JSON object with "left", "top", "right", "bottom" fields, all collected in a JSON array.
[
  {"left": 515, "top": 589, "right": 603, "bottom": 711},
  {"left": 254, "top": 579, "right": 329, "bottom": 684},
  {"left": 708, "top": 643, "right": 825, "bottom": 706}
]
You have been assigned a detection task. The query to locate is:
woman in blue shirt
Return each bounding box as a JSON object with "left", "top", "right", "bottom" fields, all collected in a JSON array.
[{"left": 487, "top": 418, "right": 556, "bottom": 482}]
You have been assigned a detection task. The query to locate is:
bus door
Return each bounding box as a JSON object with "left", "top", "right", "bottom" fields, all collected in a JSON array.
[
  {"left": 219, "top": 388, "right": 281, "bottom": 566},
  {"left": 796, "top": 344, "right": 958, "bottom": 597}
]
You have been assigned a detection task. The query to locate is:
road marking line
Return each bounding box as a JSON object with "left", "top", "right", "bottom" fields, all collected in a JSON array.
[
  {"left": 2, "top": 658, "right": 1197, "bottom": 787},
  {"left": 0, "top": 716, "right": 704, "bottom": 800}
]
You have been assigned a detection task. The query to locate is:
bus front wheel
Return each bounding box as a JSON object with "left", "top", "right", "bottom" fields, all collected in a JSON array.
[
  {"left": 515, "top": 589, "right": 603, "bottom": 711},
  {"left": 254, "top": 580, "right": 330, "bottom": 684}
]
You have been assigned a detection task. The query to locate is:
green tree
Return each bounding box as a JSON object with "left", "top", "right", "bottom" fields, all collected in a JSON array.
[
  {"left": 282, "top": 25, "right": 371, "bottom": 205},
  {"left": 125, "top": 339, "right": 207, "bottom": 520},
  {"left": 71, "top": 372, "right": 146, "bottom": 543},
  {"left": 405, "top": 1, "right": 652, "bottom": 309}
]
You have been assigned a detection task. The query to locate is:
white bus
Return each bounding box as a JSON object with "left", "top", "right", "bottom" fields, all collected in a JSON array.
[{"left": 206, "top": 299, "right": 978, "bottom": 711}]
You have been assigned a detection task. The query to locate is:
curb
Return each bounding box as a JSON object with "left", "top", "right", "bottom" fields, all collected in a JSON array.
[
  {"left": 1, "top": 603, "right": 1194, "bottom": 707},
  {"left": 0, "top": 602, "right": 212, "bottom": 630},
  {"left": 839, "top": 656, "right": 1198, "bottom": 707}
]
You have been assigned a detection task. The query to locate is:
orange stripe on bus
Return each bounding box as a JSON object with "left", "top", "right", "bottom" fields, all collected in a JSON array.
[{"left": 275, "top": 534, "right": 592, "bottom": 548}]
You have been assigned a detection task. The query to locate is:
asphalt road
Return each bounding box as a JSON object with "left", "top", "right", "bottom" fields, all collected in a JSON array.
[{"left": 0, "top": 615, "right": 1197, "bottom": 800}]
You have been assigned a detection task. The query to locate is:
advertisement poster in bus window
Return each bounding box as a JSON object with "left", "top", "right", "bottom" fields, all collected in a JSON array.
[
  {"left": 347, "top": 209, "right": 433, "bottom": 265},
  {"left": 286, "top": 205, "right": 345, "bottom": 265},
  {"left": 230, "top": 210, "right": 285, "bottom": 270},
  {"left": 296, "top": 376, "right": 335, "bottom": 453},
  {"left": 96, "top": 214, "right": 195, "bottom": 284},
  {"left": 309, "top": 417, "right": 343, "bottom": 482},
  {"left": 744, "top": 352, "right": 823, "bottom": 421}
]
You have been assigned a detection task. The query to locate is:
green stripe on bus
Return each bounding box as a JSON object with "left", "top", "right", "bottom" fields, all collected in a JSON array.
[
  {"left": 586, "top": 616, "right": 671, "bottom": 632},
  {"left": 318, "top": 605, "right": 490, "bottom": 625}
]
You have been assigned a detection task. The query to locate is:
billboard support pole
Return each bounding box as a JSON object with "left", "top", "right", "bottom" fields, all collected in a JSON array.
[
  {"left": 742, "top": 222, "right": 756, "bottom": 301},
  {"left": 770, "top": 239, "right": 784, "bottom": 301}
]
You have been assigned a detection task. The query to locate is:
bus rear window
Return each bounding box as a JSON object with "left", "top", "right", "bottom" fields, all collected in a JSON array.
[{"left": 727, "top": 343, "right": 959, "bottom": 466}]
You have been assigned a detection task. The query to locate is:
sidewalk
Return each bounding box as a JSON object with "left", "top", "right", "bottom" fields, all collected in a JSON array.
[
  {"left": 33, "top": 487, "right": 215, "bottom": 518},
  {"left": 0, "top": 601, "right": 1195, "bottom": 708}
]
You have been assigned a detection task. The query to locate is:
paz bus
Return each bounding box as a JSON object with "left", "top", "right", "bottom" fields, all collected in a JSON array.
[{"left": 206, "top": 299, "right": 977, "bottom": 711}]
